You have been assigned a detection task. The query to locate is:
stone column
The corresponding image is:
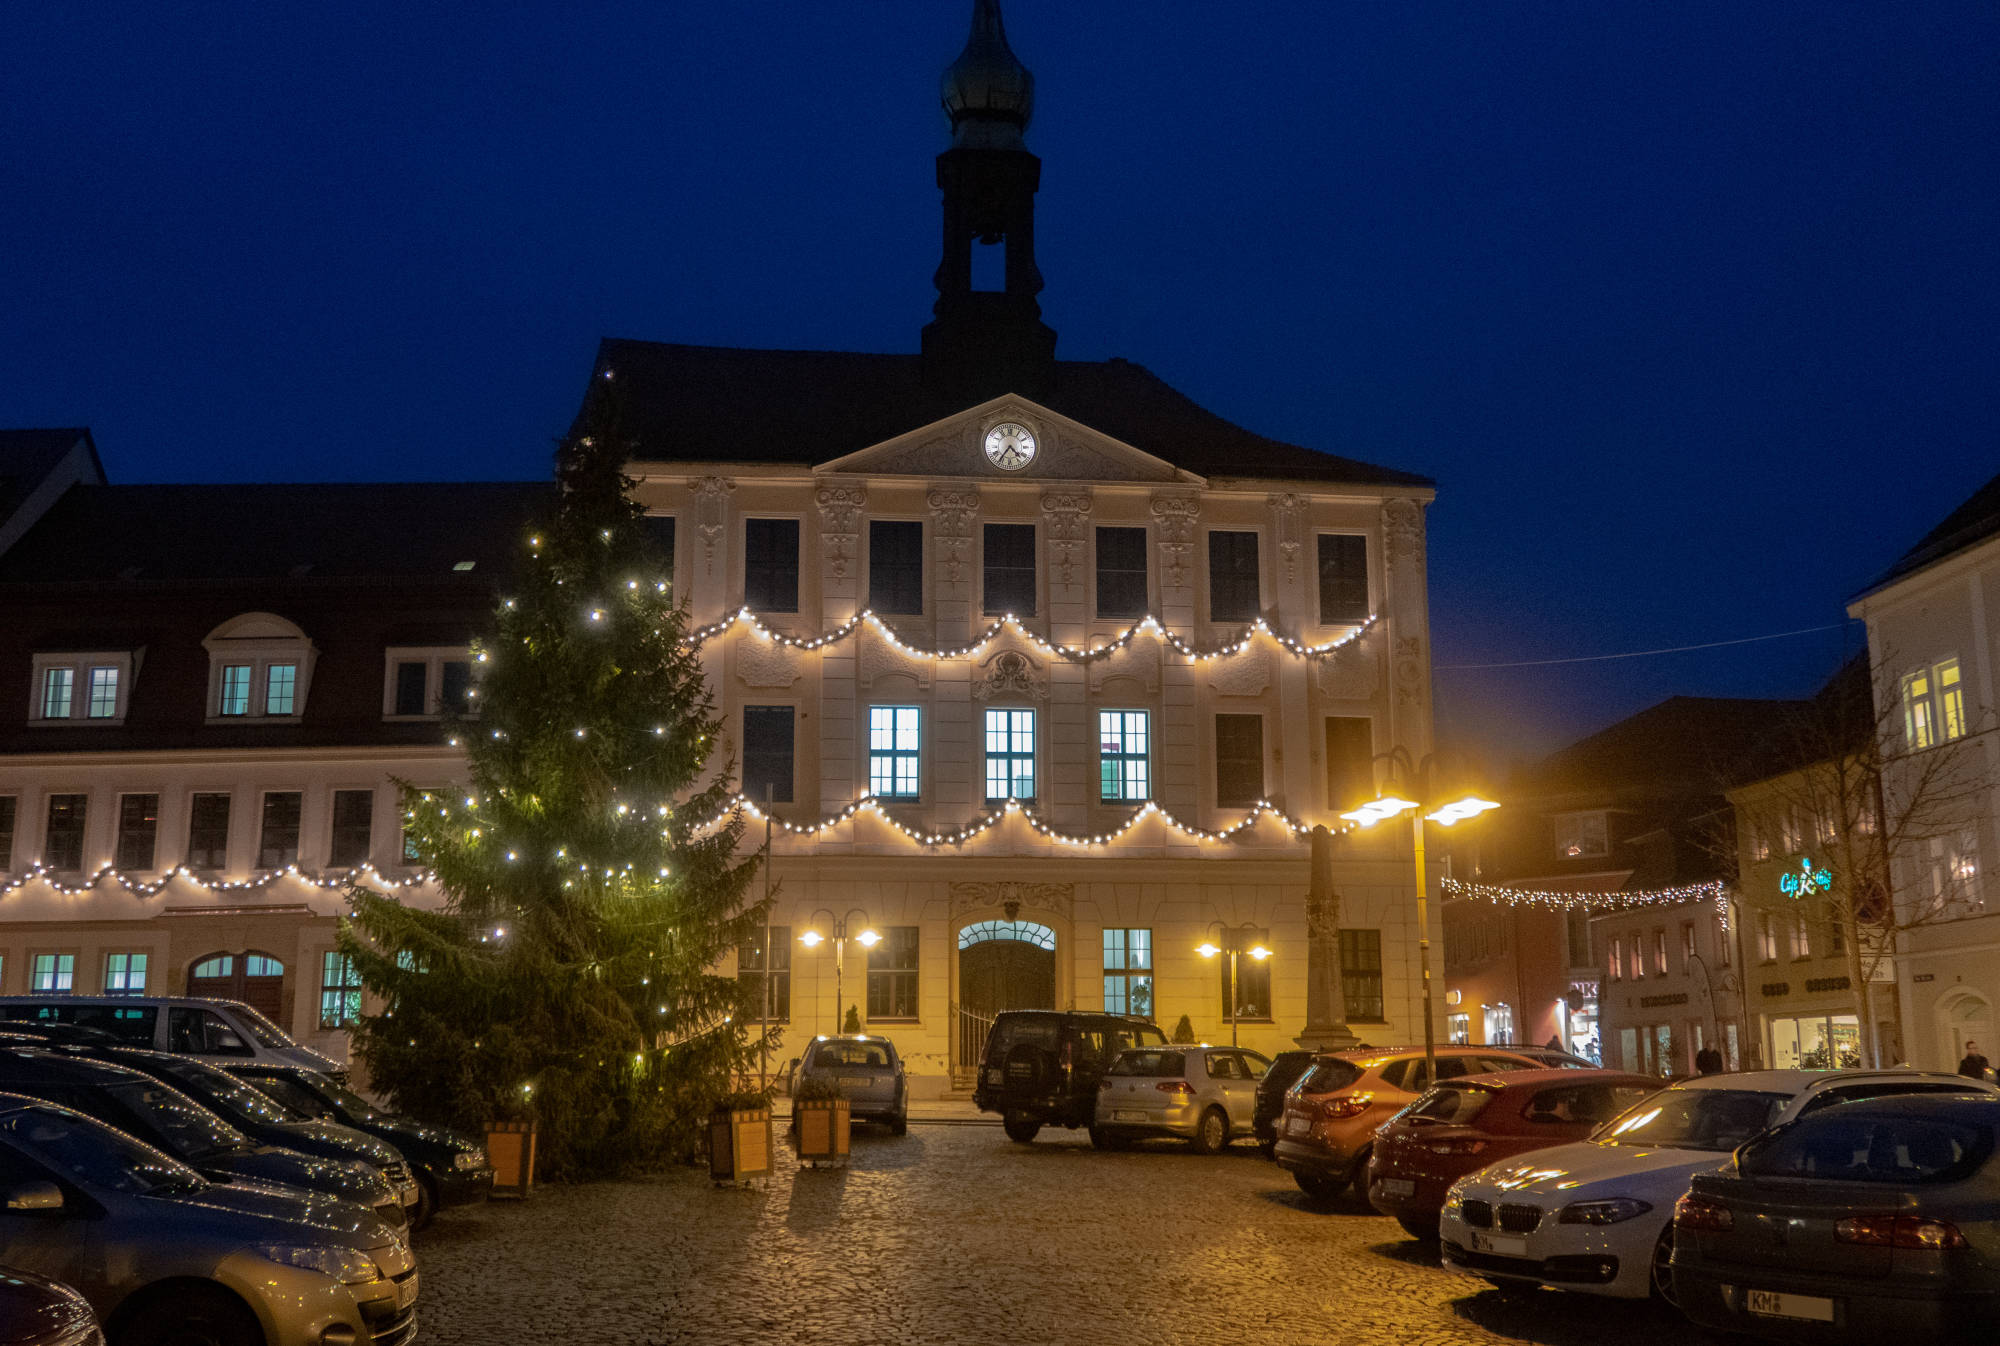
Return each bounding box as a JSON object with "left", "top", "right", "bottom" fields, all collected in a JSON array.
[
  {"left": 1150, "top": 493, "right": 1202, "bottom": 839},
  {"left": 1296, "top": 825, "right": 1360, "bottom": 1050},
  {"left": 1381, "top": 498, "right": 1433, "bottom": 763}
]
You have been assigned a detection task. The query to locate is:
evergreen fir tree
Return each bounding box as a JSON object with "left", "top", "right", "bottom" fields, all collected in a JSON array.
[{"left": 340, "top": 378, "right": 765, "bottom": 1178}]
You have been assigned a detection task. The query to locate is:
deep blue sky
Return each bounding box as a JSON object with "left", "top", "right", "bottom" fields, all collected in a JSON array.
[{"left": 4, "top": 4, "right": 1994, "bottom": 764}]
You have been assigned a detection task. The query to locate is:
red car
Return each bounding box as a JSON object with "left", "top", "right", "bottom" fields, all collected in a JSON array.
[{"left": 1367, "top": 1068, "right": 1659, "bottom": 1239}]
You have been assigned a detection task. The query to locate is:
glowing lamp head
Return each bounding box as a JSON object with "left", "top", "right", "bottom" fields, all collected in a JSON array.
[
  {"left": 1196, "top": 942, "right": 1221, "bottom": 959},
  {"left": 798, "top": 930, "right": 824, "bottom": 948},
  {"left": 1425, "top": 796, "right": 1502, "bottom": 826},
  {"left": 1248, "top": 946, "right": 1273, "bottom": 961},
  {"left": 1339, "top": 796, "right": 1420, "bottom": 827},
  {"left": 856, "top": 929, "right": 882, "bottom": 948}
]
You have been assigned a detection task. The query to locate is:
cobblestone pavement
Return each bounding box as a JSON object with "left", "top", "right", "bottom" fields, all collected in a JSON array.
[{"left": 417, "top": 1122, "right": 1693, "bottom": 1346}]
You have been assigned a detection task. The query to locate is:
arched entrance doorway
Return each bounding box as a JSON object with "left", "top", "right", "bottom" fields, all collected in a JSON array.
[
  {"left": 955, "top": 920, "right": 1056, "bottom": 1076},
  {"left": 1937, "top": 989, "right": 1993, "bottom": 1072},
  {"left": 187, "top": 951, "right": 287, "bottom": 1019}
]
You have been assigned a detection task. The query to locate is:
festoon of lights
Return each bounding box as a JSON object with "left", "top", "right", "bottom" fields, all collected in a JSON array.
[
  {"left": 1441, "top": 875, "right": 1736, "bottom": 940},
  {"left": 0, "top": 862, "right": 434, "bottom": 901}
]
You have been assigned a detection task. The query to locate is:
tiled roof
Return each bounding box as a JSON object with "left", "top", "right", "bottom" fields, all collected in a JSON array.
[{"left": 591, "top": 339, "right": 1434, "bottom": 488}]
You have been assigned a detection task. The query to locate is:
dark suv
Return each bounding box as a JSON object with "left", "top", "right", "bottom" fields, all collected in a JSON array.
[
  {"left": 1252, "top": 1049, "right": 1320, "bottom": 1148},
  {"left": 973, "top": 1011, "right": 1167, "bottom": 1143}
]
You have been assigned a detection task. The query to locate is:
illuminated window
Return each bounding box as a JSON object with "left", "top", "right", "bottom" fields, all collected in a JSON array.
[
  {"left": 1652, "top": 928, "right": 1667, "bottom": 975},
  {"left": 86, "top": 666, "right": 120, "bottom": 718},
  {"left": 1608, "top": 937, "right": 1621, "bottom": 982},
  {"left": 738, "top": 927, "right": 791, "bottom": 1023},
  {"left": 319, "top": 952, "right": 364, "bottom": 1029},
  {"left": 1483, "top": 1002, "right": 1515, "bottom": 1043},
  {"left": 1098, "top": 711, "right": 1150, "bottom": 802},
  {"left": 32, "top": 653, "right": 136, "bottom": 724},
  {"left": 1902, "top": 659, "right": 1968, "bottom": 749},
  {"left": 1929, "top": 829, "right": 1983, "bottom": 909},
  {"left": 1681, "top": 921, "right": 1696, "bottom": 969},
  {"left": 31, "top": 953, "right": 75, "bottom": 994},
  {"left": 217, "top": 664, "right": 253, "bottom": 716},
  {"left": 104, "top": 952, "right": 148, "bottom": 995},
  {"left": 263, "top": 663, "right": 298, "bottom": 716},
  {"left": 984, "top": 708, "right": 1036, "bottom": 802},
  {"left": 1790, "top": 913, "right": 1810, "bottom": 960},
  {"left": 868, "top": 707, "right": 921, "bottom": 801},
  {"left": 1758, "top": 914, "right": 1777, "bottom": 963},
  {"left": 40, "top": 667, "right": 74, "bottom": 719},
  {"left": 1937, "top": 659, "right": 1967, "bottom": 741},
  {"left": 1103, "top": 929, "right": 1153, "bottom": 1017}
]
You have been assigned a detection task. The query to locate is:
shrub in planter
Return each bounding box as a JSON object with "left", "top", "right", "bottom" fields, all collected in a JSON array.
[
  {"left": 791, "top": 1076, "right": 851, "bottom": 1167},
  {"left": 709, "top": 1090, "right": 773, "bottom": 1186},
  {"left": 1170, "top": 1014, "right": 1196, "bottom": 1045}
]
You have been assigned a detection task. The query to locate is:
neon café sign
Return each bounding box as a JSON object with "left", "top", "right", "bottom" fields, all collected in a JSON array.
[{"left": 1778, "top": 857, "right": 1834, "bottom": 899}]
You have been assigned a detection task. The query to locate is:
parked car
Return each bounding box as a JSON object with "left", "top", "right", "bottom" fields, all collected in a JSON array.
[
  {"left": 0, "top": 1267, "right": 99, "bottom": 1346},
  {"left": 791, "top": 1036, "right": 908, "bottom": 1135},
  {"left": 225, "top": 1064, "right": 492, "bottom": 1227},
  {"left": 1674, "top": 1092, "right": 2000, "bottom": 1341},
  {"left": 1273, "top": 1045, "right": 1565, "bottom": 1200},
  {"left": 0, "top": 1091, "right": 417, "bottom": 1346},
  {"left": 0, "top": 1048, "right": 408, "bottom": 1231},
  {"left": 1367, "top": 1068, "right": 1659, "bottom": 1239},
  {"left": 1438, "top": 1068, "right": 1996, "bottom": 1304},
  {"left": 1093, "top": 1045, "right": 1271, "bottom": 1153},
  {"left": 1481, "top": 1044, "right": 1600, "bottom": 1070},
  {"left": 973, "top": 1010, "right": 1169, "bottom": 1143},
  {"left": 0, "top": 1023, "right": 124, "bottom": 1050},
  {"left": 88, "top": 1049, "right": 420, "bottom": 1218},
  {"left": 1252, "top": 1049, "right": 1318, "bottom": 1149},
  {"left": 0, "top": 997, "right": 342, "bottom": 1076}
]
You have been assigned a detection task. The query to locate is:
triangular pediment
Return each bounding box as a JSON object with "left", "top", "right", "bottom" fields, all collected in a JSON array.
[{"left": 815, "top": 395, "right": 1204, "bottom": 486}]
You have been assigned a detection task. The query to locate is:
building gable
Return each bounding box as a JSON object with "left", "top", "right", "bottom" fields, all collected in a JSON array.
[{"left": 813, "top": 395, "right": 1201, "bottom": 487}]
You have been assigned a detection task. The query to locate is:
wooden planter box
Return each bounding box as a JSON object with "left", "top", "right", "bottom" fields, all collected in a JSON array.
[
  {"left": 484, "top": 1120, "right": 538, "bottom": 1199},
  {"left": 793, "top": 1098, "right": 851, "bottom": 1167},
  {"left": 709, "top": 1106, "right": 773, "bottom": 1185}
]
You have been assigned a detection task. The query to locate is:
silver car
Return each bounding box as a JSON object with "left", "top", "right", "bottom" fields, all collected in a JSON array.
[
  {"left": 791, "top": 1036, "right": 907, "bottom": 1135},
  {"left": 1093, "top": 1046, "right": 1271, "bottom": 1153}
]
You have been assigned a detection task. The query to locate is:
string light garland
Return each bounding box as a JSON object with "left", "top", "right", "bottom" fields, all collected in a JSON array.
[
  {"left": 686, "top": 608, "right": 1377, "bottom": 664},
  {"left": 0, "top": 861, "right": 434, "bottom": 900},
  {"left": 1440, "top": 876, "right": 1729, "bottom": 912}
]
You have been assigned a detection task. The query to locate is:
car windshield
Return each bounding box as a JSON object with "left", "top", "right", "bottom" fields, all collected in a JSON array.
[
  {"left": 227, "top": 1005, "right": 295, "bottom": 1050},
  {"left": 167, "top": 1064, "right": 305, "bottom": 1125},
  {"left": 1598, "top": 1089, "right": 1789, "bottom": 1152},
  {"left": 247, "top": 1074, "right": 339, "bottom": 1120},
  {"left": 1109, "top": 1050, "right": 1185, "bottom": 1078},
  {"left": 1295, "top": 1060, "right": 1363, "bottom": 1095},
  {"left": 1, "top": 1105, "right": 204, "bottom": 1195},
  {"left": 1743, "top": 1112, "right": 1994, "bottom": 1184},
  {"left": 315, "top": 1077, "right": 383, "bottom": 1120},
  {"left": 813, "top": 1043, "right": 893, "bottom": 1069},
  {"left": 1403, "top": 1086, "right": 1492, "bottom": 1126},
  {"left": 104, "top": 1080, "right": 248, "bottom": 1158}
]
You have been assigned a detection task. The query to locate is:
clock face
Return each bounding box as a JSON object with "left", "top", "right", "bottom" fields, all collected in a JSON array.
[{"left": 983, "top": 422, "right": 1037, "bottom": 471}]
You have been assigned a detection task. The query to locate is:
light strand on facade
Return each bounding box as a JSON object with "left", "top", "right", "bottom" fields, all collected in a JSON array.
[
  {"left": 0, "top": 862, "right": 434, "bottom": 900},
  {"left": 1440, "top": 876, "right": 1730, "bottom": 911},
  {"left": 685, "top": 607, "right": 1378, "bottom": 663},
  {"left": 695, "top": 793, "right": 1345, "bottom": 848}
]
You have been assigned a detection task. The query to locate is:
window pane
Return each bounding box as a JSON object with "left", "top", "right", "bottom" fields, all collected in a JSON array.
[
  {"left": 984, "top": 708, "right": 1036, "bottom": 802},
  {"left": 1323, "top": 716, "right": 1373, "bottom": 812},
  {"left": 744, "top": 518, "right": 800, "bottom": 613},
  {"left": 258, "top": 792, "right": 302, "bottom": 869},
  {"left": 1098, "top": 710, "right": 1150, "bottom": 802},
  {"left": 866, "top": 926, "right": 920, "bottom": 1020},
  {"left": 868, "top": 706, "right": 921, "bottom": 800},
  {"left": 982, "top": 523, "right": 1037, "bottom": 617},
  {"left": 1340, "top": 928, "right": 1384, "bottom": 1021},
  {"left": 742, "top": 706, "right": 796, "bottom": 805},
  {"left": 1207, "top": 531, "right": 1260, "bottom": 622},
  {"left": 1317, "top": 534, "right": 1369, "bottom": 624},
  {"left": 1095, "top": 526, "right": 1148, "bottom": 619},
  {"left": 393, "top": 661, "right": 428, "bottom": 716},
  {"left": 1214, "top": 714, "right": 1264, "bottom": 807},
  {"left": 642, "top": 514, "right": 676, "bottom": 591},
  {"left": 115, "top": 794, "right": 159, "bottom": 872},
  {"left": 1103, "top": 927, "right": 1154, "bottom": 1018},
  {"left": 1220, "top": 954, "right": 1271, "bottom": 1021},
  {"left": 328, "top": 790, "right": 374, "bottom": 868},
  {"left": 737, "top": 926, "right": 791, "bottom": 1023},
  {"left": 0, "top": 796, "right": 15, "bottom": 872},
  {"left": 439, "top": 661, "right": 472, "bottom": 714},
  {"left": 264, "top": 663, "right": 297, "bottom": 716},
  {"left": 319, "top": 951, "right": 364, "bottom": 1028},
  {"left": 86, "top": 666, "right": 120, "bottom": 718},
  {"left": 218, "top": 664, "right": 252, "bottom": 716},
  {"left": 32, "top": 953, "right": 76, "bottom": 993},
  {"left": 44, "top": 795, "right": 87, "bottom": 871},
  {"left": 187, "top": 793, "right": 231, "bottom": 870},
  {"left": 868, "top": 520, "right": 925, "bottom": 615},
  {"left": 105, "top": 952, "right": 148, "bottom": 995},
  {"left": 41, "top": 667, "right": 74, "bottom": 719}
]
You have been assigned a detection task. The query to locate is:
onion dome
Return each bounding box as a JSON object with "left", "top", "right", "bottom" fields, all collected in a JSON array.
[{"left": 941, "top": 0, "right": 1034, "bottom": 149}]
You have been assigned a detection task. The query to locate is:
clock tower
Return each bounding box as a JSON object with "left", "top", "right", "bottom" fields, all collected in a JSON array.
[{"left": 921, "top": 0, "right": 1058, "bottom": 405}]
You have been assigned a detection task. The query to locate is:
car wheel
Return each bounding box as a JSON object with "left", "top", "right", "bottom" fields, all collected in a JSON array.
[
  {"left": 1650, "top": 1227, "right": 1679, "bottom": 1307},
  {"left": 1396, "top": 1214, "right": 1441, "bottom": 1243},
  {"left": 412, "top": 1171, "right": 439, "bottom": 1231},
  {"left": 1294, "top": 1169, "right": 1344, "bottom": 1202},
  {"left": 1344, "top": 1145, "right": 1372, "bottom": 1195},
  {"left": 888, "top": 1111, "right": 908, "bottom": 1137},
  {"left": 114, "top": 1285, "right": 263, "bottom": 1346},
  {"left": 1188, "top": 1107, "right": 1228, "bottom": 1155},
  {"left": 1002, "top": 1113, "right": 1042, "bottom": 1143}
]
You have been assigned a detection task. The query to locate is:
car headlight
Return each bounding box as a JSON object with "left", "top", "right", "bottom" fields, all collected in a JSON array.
[
  {"left": 1557, "top": 1198, "right": 1653, "bottom": 1226},
  {"left": 1442, "top": 1184, "right": 1464, "bottom": 1216},
  {"left": 256, "top": 1244, "right": 381, "bottom": 1285},
  {"left": 452, "top": 1149, "right": 486, "bottom": 1171}
]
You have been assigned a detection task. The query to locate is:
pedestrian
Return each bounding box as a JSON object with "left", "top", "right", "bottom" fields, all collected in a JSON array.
[
  {"left": 1694, "top": 1044, "right": 1724, "bottom": 1076},
  {"left": 1544, "top": 1035, "right": 1562, "bottom": 1051},
  {"left": 1959, "top": 1041, "right": 1991, "bottom": 1081}
]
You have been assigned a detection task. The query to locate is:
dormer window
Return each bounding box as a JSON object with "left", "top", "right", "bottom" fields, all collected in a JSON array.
[
  {"left": 383, "top": 646, "right": 477, "bottom": 720},
  {"left": 1555, "top": 810, "right": 1609, "bottom": 860},
  {"left": 203, "top": 614, "right": 316, "bottom": 725},
  {"left": 30, "top": 651, "right": 139, "bottom": 726}
]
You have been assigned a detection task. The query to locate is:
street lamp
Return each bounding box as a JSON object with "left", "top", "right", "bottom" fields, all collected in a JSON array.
[
  {"left": 1197, "top": 922, "right": 1273, "bottom": 1047},
  {"left": 798, "top": 908, "right": 878, "bottom": 1036},
  {"left": 1339, "top": 751, "right": 1498, "bottom": 1079}
]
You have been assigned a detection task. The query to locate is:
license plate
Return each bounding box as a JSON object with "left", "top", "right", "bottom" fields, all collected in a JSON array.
[
  {"left": 1744, "top": 1289, "right": 1834, "bottom": 1323},
  {"left": 1470, "top": 1231, "right": 1527, "bottom": 1257},
  {"left": 1286, "top": 1115, "right": 1311, "bottom": 1136},
  {"left": 986, "top": 1069, "right": 1002, "bottom": 1085},
  {"left": 1377, "top": 1178, "right": 1416, "bottom": 1199},
  {"left": 1113, "top": 1110, "right": 1147, "bottom": 1123},
  {"left": 397, "top": 1271, "right": 419, "bottom": 1309},
  {"left": 839, "top": 1076, "right": 872, "bottom": 1088}
]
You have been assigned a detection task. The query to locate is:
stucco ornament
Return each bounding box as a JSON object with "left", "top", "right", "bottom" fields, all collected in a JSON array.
[
  {"left": 1206, "top": 645, "right": 1272, "bottom": 697},
  {"left": 734, "top": 637, "right": 801, "bottom": 689},
  {"left": 1394, "top": 636, "right": 1426, "bottom": 708},
  {"left": 1149, "top": 493, "right": 1200, "bottom": 591},
  {"left": 926, "top": 487, "right": 980, "bottom": 585},
  {"left": 691, "top": 476, "right": 735, "bottom": 566},
  {"left": 972, "top": 649, "right": 1045, "bottom": 702},
  {"left": 951, "top": 881, "right": 1074, "bottom": 923},
  {"left": 815, "top": 484, "right": 867, "bottom": 580},
  {"left": 1269, "top": 493, "right": 1305, "bottom": 585},
  {"left": 1382, "top": 498, "right": 1426, "bottom": 573},
  {"left": 1315, "top": 635, "right": 1381, "bottom": 701},
  {"left": 1039, "top": 489, "right": 1091, "bottom": 585}
]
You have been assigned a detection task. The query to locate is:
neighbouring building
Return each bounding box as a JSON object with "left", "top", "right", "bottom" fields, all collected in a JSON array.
[{"left": 1848, "top": 469, "right": 2000, "bottom": 1071}]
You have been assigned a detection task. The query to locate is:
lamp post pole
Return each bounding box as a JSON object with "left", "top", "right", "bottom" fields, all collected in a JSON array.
[
  {"left": 800, "top": 908, "right": 875, "bottom": 1036},
  {"left": 760, "top": 785, "right": 773, "bottom": 1092},
  {"left": 1200, "top": 922, "right": 1271, "bottom": 1049},
  {"left": 1410, "top": 810, "right": 1435, "bottom": 1078},
  {"left": 1227, "top": 948, "right": 1240, "bottom": 1048}
]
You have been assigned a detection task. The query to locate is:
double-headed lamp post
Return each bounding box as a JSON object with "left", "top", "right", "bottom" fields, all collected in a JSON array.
[
  {"left": 798, "top": 909, "right": 878, "bottom": 1036},
  {"left": 1340, "top": 769, "right": 1499, "bottom": 1079},
  {"left": 1197, "top": 923, "right": 1273, "bottom": 1048}
]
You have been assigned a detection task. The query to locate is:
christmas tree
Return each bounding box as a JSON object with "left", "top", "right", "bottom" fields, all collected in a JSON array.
[{"left": 341, "top": 377, "right": 765, "bottom": 1178}]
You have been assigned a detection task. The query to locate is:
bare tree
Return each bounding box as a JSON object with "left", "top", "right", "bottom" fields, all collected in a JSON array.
[{"left": 1726, "top": 652, "right": 1996, "bottom": 1068}]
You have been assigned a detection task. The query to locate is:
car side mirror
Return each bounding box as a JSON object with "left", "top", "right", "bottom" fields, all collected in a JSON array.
[{"left": 4, "top": 1181, "right": 63, "bottom": 1213}]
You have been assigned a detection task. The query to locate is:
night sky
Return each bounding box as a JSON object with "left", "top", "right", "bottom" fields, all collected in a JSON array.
[{"left": 4, "top": 4, "right": 1994, "bottom": 766}]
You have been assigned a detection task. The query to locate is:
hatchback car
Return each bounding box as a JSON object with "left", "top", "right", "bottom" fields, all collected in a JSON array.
[
  {"left": 974, "top": 1011, "right": 1168, "bottom": 1142},
  {"left": 0, "top": 1267, "right": 99, "bottom": 1346},
  {"left": 1439, "top": 1068, "right": 1995, "bottom": 1304},
  {"left": 1094, "top": 1046, "right": 1271, "bottom": 1153},
  {"left": 791, "top": 1036, "right": 908, "bottom": 1134},
  {"left": 1674, "top": 1093, "right": 2000, "bottom": 1341},
  {"left": 91, "top": 1049, "right": 420, "bottom": 1217},
  {"left": 0, "top": 1048, "right": 406, "bottom": 1231},
  {"left": 1273, "top": 1045, "right": 1562, "bottom": 1200},
  {"left": 0, "top": 1092, "right": 417, "bottom": 1346},
  {"left": 226, "top": 1064, "right": 492, "bottom": 1227},
  {"left": 1368, "top": 1068, "right": 1658, "bottom": 1239}
]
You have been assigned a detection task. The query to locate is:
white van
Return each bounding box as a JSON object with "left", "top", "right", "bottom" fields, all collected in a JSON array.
[{"left": 0, "top": 995, "right": 345, "bottom": 1076}]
